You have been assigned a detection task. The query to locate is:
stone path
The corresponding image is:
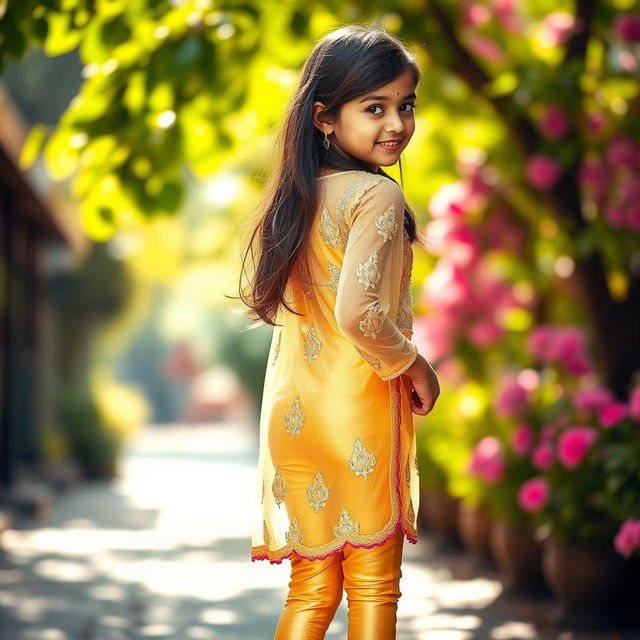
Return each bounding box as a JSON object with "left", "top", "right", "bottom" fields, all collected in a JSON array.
[{"left": 0, "top": 422, "right": 637, "bottom": 640}]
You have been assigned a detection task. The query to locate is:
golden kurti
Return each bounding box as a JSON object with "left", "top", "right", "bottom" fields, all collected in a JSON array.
[{"left": 250, "top": 169, "right": 420, "bottom": 564}]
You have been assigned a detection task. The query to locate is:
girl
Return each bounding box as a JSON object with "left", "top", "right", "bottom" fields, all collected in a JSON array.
[{"left": 239, "top": 23, "right": 440, "bottom": 640}]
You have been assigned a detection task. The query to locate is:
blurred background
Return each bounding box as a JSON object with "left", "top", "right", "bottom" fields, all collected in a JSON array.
[{"left": 0, "top": 1, "right": 639, "bottom": 639}]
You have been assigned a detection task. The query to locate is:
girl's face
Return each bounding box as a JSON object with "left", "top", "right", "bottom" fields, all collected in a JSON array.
[{"left": 314, "top": 68, "right": 417, "bottom": 173}]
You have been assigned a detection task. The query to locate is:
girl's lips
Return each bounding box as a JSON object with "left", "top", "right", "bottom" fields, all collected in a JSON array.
[{"left": 377, "top": 141, "right": 402, "bottom": 151}]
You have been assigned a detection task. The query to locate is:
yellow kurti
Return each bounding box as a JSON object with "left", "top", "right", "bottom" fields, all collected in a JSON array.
[{"left": 250, "top": 169, "right": 420, "bottom": 564}]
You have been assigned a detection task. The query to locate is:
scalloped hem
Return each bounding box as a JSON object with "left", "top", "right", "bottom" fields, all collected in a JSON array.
[{"left": 250, "top": 519, "right": 417, "bottom": 565}]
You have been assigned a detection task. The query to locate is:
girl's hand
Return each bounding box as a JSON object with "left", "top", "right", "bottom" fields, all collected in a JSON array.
[{"left": 403, "top": 354, "right": 440, "bottom": 416}]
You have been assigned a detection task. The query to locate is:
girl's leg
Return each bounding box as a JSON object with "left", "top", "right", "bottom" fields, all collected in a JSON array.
[
  {"left": 273, "top": 551, "right": 344, "bottom": 640},
  {"left": 342, "top": 527, "right": 404, "bottom": 640}
]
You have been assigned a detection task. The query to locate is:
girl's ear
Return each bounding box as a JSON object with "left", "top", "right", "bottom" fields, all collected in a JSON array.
[{"left": 312, "top": 101, "right": 334, "bottom": 135}]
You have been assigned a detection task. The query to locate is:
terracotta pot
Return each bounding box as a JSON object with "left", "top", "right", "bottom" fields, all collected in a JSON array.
[
  {"left": 489, "top": 520, "right": 550, "bottom": 598},
  {"left": 457, "top": 500, "right": 495, "bottom": 567},
  {"left": 419, "top": 487, "right": 463, "bottom": 550},
  {"left": 542, "top": 536, "right": 630, "bottom": 630}
]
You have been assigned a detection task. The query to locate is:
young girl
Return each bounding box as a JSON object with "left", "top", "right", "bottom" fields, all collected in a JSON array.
[{"left": 239, "top": 23, "right": 440, "bottom": 640}]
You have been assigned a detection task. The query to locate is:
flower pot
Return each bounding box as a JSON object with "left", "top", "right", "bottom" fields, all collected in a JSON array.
[
  {"left": 457, "top": 500, "right": 495, "bottom": 568},
  {"left": 489, "top": 520, "right": 550, "bottom": 598},
  {"left": 419, "top": 487, "right": 463, "bottom": 550},
  {"left": 542, "top": 536, "right": 630, "bottom": 630}
]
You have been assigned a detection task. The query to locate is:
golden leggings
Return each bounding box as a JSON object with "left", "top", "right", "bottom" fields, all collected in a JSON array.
[{"left": 273, "top": 527, "right": 404, "bottom": 640}]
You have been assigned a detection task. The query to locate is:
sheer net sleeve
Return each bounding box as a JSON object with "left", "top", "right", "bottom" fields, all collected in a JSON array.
[{"left": 334, "top": 178, "right": 418, "bottom": 380}]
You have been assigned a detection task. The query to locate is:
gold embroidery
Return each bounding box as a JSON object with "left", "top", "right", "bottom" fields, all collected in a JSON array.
[
  {"left": 405, "top": 456, "right": 411, "bottom": 489},
  {"left": 303, "top": 324, "right": 322, "bottom": 361},
  {"left": 359, "top": 302, "right": 385, "bottom": 339},
  {"left": 407, "top": 499, "right": 415, "bottom": 525},
  {"left": 347, "top": 438, "right": 377, "bottom": 479},
  {"left": 272, "top": 467, "right": 287, "bottom": 506},
  {"left": 356, "top": 250, "right": 380, "bottom": 291},
  {"left": 319, "top": 206, "right": 342, "bottom": 249},
  {"left": 338, "top": 175, "right": 384, "bottom": 227},
  {"left": 284, "top": 396, "right": 305, "bottom": 437},
  {"left": 334, "top": 507, "right": 361, "bottom": 536},
  {"left": 272, "top": 330, "right": 281, "bottom": 366},
  {"left": 263, "top": 519, "right": 271, "bottom": 547},
  {"left": 355, "top": 346, "right": 382, "bottom": 371},
  {"left": 375, "top": 202, "right": 398, "bottom": 241},
  {"left": 286, "top": 516, "right": 304, "bottom": 544},
  {"left": 414, "top": 453, "right": 419, "bottom": 475},
  {"left": 251, "top": 366, "right": 407, "bottom": 563},
  {"left": 396, "top": 231, "right": 414, "bottom": 333},
  {"left": 328, "top": 261, "right": 340, "bottom": 293},
  {"left": 306, "top": 470, "right": 330, "bottom": 512}
]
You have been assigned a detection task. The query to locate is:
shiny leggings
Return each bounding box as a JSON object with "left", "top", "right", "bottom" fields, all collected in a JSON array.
[{"left": 273, "top": 527, "right": 404, "bottom": 640}]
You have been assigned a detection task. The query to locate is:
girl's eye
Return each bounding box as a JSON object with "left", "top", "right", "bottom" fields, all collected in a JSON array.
[{"left": 366, "top": 102, "right": 417, "bottom": 115}]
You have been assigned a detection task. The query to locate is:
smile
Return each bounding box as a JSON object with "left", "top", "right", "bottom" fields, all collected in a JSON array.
[{"left": 377, "top": 140, "right": 402, "bottom": 151}]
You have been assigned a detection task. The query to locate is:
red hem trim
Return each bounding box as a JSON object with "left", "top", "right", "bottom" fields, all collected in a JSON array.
[{"left": 250, "top": 520, "right": 417, "bottom": 565}]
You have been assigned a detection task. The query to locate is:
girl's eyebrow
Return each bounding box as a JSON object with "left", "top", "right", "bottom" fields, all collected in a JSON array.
[{"left": 359, "top": 91, "right": 416, "bottom": 102}]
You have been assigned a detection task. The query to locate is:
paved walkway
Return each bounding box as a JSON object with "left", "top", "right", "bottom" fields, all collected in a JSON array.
[{"left": 0, "top": 422, "right": 636, "bottom": 640}]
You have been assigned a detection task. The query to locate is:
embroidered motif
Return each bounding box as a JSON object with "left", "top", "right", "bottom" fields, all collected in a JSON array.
[
  {"left": 396, "top": 231, "right": 414, "bottom": 333},
  {"left": 306, "top": 470, "right": 330, "bottom": 512},
  {"left": 359, "top": 302, "right": 385, "bottom": 339},
  {"left": 263, "top": 519, "right": 271, "bottom": 547},
  {"left": 272, "top": 330, "right": 281, "bottom": 366},
  {"left": 286, "top": 516, "right": 304, "bottom": 544},
  {"left": 375, "top": 202, "right": 398, "bottom": 241},
  {"left": 284, "top": 396, "right": 305, "bottom": 437},
  {"left": 303, "top": 324, "right": 322, "bottom": 361},
  {"left": 319, "top": 206, "right": 342, "bottom": 249},
  {"left": 356, "top": 250, "right": 380, "bottom": 291},
  {"left": 327, "top": 261, "right": 340, "bottom": 293},
  {"left": 407, "top": 499, "right": 415, "bottom": 525},
  {"left": 414, "top": 453, "right": 419, "bottom": 475},
  {"left": 334, "top": 507, "right": 361, "bottom": 536},
  {"left": 405, "top": 456, "right": 411, "bottom": 489},
  {"left": 272, "top": 467, "right": 287, "bottom": 506},
  {"left": 338, "top": 175, "right": 384, "bottom": 228},
  {"left": 347, "top": 438, "right": 377, "bottom": 479},
  {"left": 355, "top": 346, "right": 382, "bottom": 371}
]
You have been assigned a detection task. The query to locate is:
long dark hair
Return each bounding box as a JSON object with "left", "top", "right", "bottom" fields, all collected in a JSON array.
[{"left": 236, "top": 24, "right": 421, "bottom": 327}]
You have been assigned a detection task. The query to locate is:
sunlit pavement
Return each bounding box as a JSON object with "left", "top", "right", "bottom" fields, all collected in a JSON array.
[{"left": 0, "top": 423, "right": 635, "bottom": 640}]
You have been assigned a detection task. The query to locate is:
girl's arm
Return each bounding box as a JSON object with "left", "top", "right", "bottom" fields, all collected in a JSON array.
[{"left": 334, "top": 178, "right": 418, "bottom": 380}]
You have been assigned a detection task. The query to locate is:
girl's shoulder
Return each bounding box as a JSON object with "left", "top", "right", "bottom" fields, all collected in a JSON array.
[{"left": 319, "top": 169, "right": 403, "bottom": 196}]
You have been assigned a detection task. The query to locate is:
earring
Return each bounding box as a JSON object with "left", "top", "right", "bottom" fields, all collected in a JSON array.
[{"left": 323, "top": 131, "right": 330, "bottom": 150}]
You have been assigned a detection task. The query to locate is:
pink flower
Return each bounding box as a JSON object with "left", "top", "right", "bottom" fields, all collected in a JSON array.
[
  {"left": 511, "top": 423, "right": 534, "bottom": 456},
  {"left": 606, "top": 136, "right": 637, "bottom": 168},
  {"left": 572, "top": 387, "right": 615, "bottom": 412},
  {"left": 540, "top": 424, "right": 555, "bottom": 442},
  {"left": 532, "top": 443, "right": 554, "bottom": 470},
  {"left": 462, "top": 3, "right": 491, "bottom": 28},
  {"left": 527, "top": 325, "right": 593, "bottom": 374},
  {"left": 541, "top": 13, "right": 576, "bottom": 47},
  {"left": 467, "top": 436, "right": 506, "bottom": 484},
  {"left": 526, "top": 154, "right": 562, "bottom": 190},
  {"left": 614, "top": 519, "right": 640, "bottom": 558},
  {"left": 428, "top": 181, "right": 471, "bottom": 219},
  {"left": 629, "top": 385, "right": 640, "bottom": 421},
  {"left": 599, "top": 401, "right": 628, "bottom": 428},
  {"left": 467, "top": 35, "right": 507, "bottom": 63},
  {"left": 579, "top": 157, "right": 609, "bottom": 204},
  {"left": 493, "top": 0, "right": 522, "bottom": 34},
  {"left": 495, "top": 379, "right": 529, "bottom": 418},
  {"left": 627, "top": 205, "right": 640, "bottom": 231},
  {"left": 411, "top": 315, "right": 453, "bottom": 363},
  {"left": 557, "top": 426, "right": 598, "bottom": 468},
  {"left": 604, "top": 203, "right": 627, "bottom": 228},
  {"left": 614, "top": 13, "right": 640, "bottom": 43},
  {"left": 539, "top": 105, "right": 570, "bottom": 139},
  {"left": 518, "top": 477, "right": 550, "bottom": 512},
  {"left": 468, "top": 317, "right": 503, "bottom": 348}
]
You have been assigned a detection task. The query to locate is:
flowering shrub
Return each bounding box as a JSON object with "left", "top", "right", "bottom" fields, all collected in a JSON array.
[{"left": 465, "top": 324, "right": 640, "bottom": 550}]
